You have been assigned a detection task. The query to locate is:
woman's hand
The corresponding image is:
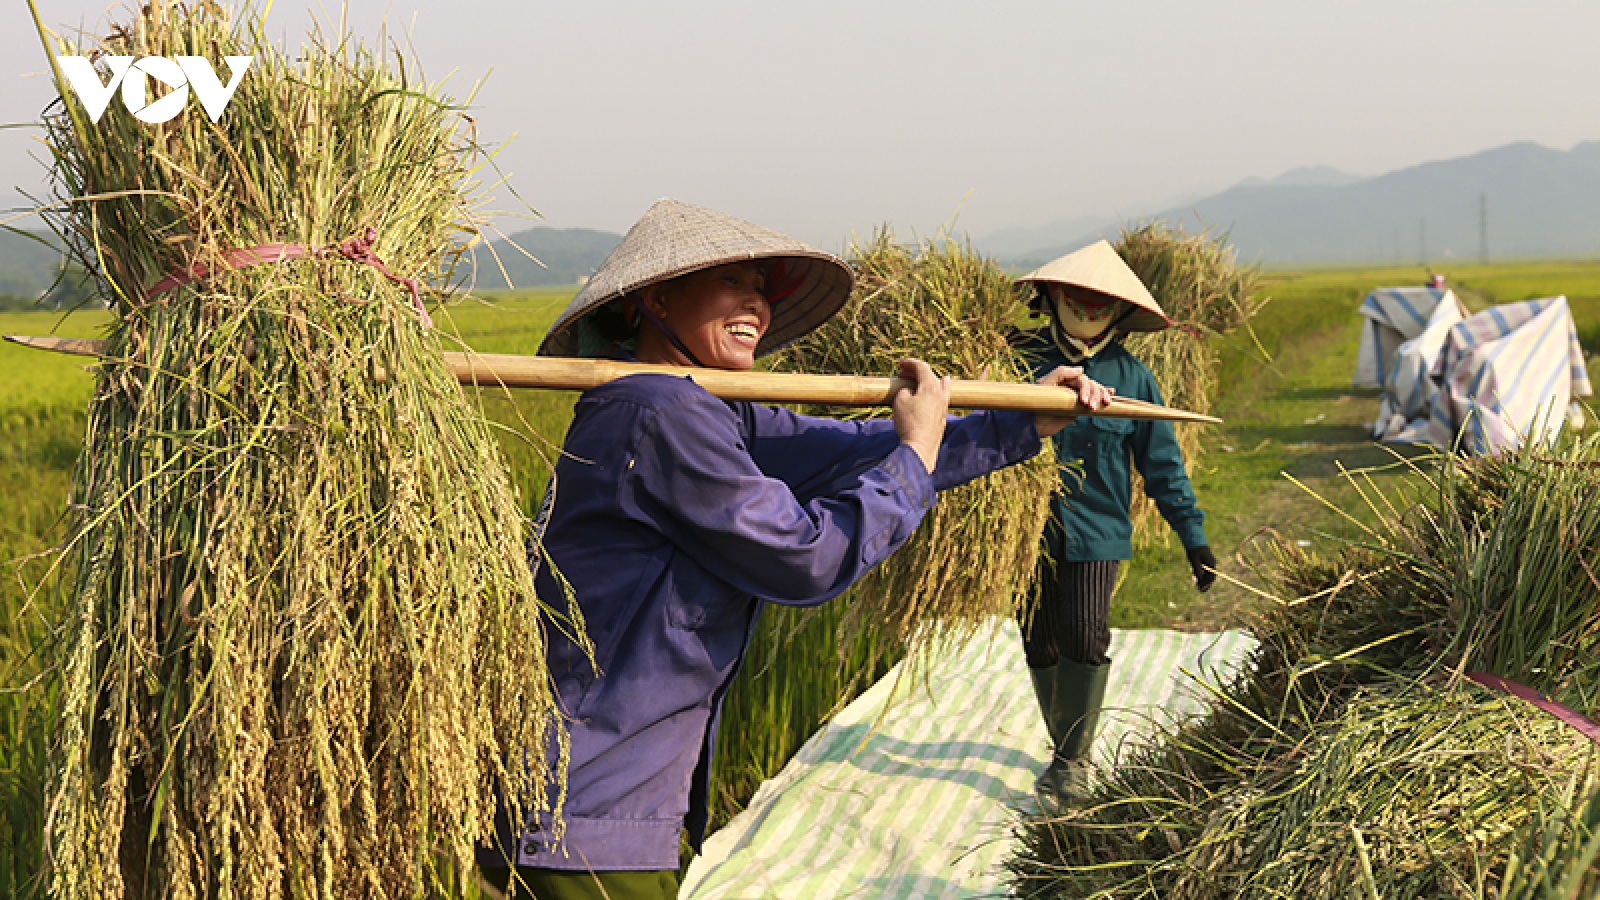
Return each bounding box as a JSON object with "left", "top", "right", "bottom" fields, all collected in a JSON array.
[
  {"left": 892, "top": 358, "right": 951, "bottom": 474},
  {"left": 1033, "top": 366, "right": 1114, "bottom": 438}
]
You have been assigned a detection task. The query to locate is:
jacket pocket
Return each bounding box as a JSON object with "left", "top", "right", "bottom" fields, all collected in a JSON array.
[
  {"left": 1088, "top": 416, "right": 1134, "bottom": 450},
  {"left": 666, "top": 565, "right": 740, "bottom": 632}
]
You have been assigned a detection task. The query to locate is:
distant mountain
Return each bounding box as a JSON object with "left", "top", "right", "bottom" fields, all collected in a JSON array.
[
  {"left": 466, "top": 227, "right": 621, "bottom": 289},
  {"left": 1233, "top": 164, "right": 1364, "bottom": 190},
  {"left": 1002, "top": 142, "right": 1600, "bottom": 266},
  {"left": 0, "top": 228, "right": 67, "bottom": 294}
]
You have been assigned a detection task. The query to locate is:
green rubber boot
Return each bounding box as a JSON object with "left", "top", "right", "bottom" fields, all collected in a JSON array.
[{"left": 1032, "top": 658, "right": 1111, "bottom": 809}]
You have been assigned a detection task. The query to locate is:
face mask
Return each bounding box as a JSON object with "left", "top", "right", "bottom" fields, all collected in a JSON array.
[{"left": 1049, "top": 285, "right": 1124, "bottom": 341}]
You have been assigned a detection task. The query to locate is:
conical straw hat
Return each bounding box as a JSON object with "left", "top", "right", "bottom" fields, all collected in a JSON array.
[
  {"left": 1018, "top": 239, "right": 1171, "bottom": 333},
  {"left": 539, "top": 199, "right": 854, "bottom": 358}
]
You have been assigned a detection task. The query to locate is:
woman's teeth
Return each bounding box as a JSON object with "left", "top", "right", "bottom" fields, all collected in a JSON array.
[{"left": 726, "top": 324, "right": 758, "bottom": 340}]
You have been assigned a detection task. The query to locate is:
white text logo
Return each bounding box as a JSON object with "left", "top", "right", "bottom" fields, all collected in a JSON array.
[{"left": 56, "top": 56, "right": 253, "bottom": 124}]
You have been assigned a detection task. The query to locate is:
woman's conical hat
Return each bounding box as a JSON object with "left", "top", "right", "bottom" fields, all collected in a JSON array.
[
  {"left": 1018, "top": 239, "right": 1171, "bottom": 333},
  {"left": 539, "top": 199, "right": 854, "bottom": 358}
]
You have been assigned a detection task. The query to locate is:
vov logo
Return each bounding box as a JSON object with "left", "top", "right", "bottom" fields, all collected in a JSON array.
[{"left": 56, "top": 56, "right": 253, "bottom": 124}]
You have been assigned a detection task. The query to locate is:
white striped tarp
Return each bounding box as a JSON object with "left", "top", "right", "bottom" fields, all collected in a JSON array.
[
  {"left": 1400, "top": 296, "right": 1592, "bottom": 453},
  {"left": 1354, "top": 287, "right": 1457, "bottom": 389},
  {"left": 1372, "top": 293, "right": 1466, "bottom": 439},
  {"left": 681, "top": 622, "right": 1256, "bottom": 900}
]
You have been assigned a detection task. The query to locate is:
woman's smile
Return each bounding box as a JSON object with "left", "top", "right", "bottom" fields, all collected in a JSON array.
[{"left": 638, "top": 262, "right": 772, "bottom": 369}]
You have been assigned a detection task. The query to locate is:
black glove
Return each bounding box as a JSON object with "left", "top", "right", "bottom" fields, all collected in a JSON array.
[{"left": 1186, "top": 545, "right": 1218, "bottom": 593}]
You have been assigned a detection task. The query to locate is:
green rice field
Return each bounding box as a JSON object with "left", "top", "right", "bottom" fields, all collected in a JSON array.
[{"left": 3, "top": 259, "right": 1599, "bottom": 891}]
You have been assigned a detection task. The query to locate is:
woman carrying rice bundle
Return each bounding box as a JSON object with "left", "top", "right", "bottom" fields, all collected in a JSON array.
[
  {"left": 1013, "top": 240, "right": 1216, "bottom": 808},
  {"left": 479, "top": 199, "right": 1111, "bottom": 898}
]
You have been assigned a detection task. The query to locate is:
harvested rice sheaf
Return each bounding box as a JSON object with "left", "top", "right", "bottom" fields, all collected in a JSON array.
[
  {"left": 1114, "top": 223, "right": 1264, "bottom": 547},
  {"left": 768, "top": 230, "right": 1062, "bottom": 677},
  {"left": 31, "top": 4, "right": 584, "bottom": 897},
  {"left": 1010, "top": 434, "right": 1600, "bottom": 898},
  {"left": 1013, "top": 682, "right": 1597, "bottom": 900}
]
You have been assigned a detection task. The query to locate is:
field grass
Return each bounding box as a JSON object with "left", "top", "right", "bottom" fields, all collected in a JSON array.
[
  {"left": 1111, "top": 259, "right": 1600, "bottom": 632},
  {"left": 0, "top": 306, "right": 109, "bottom": 896},
  {"left": 2, "top": 259, "right": 1598, "bottom": 887}
]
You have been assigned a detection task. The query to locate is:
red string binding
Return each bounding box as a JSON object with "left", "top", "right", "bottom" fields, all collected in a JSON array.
[
  {"left": 140, "top": 228, "right": 433, "bottom": 328},
  {"left": 1465, "top": 670, "right": 1600, "bottom": 745}
]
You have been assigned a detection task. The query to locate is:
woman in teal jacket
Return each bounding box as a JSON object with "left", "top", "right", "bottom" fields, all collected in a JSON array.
[{"left": 1014, "top": 240, "right": 1217, "bottom": 806}]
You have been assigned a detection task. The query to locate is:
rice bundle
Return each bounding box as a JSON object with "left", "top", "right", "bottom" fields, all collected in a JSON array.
[
  {"left": 1497, "top": 782, "right": 1600, "bottom": 900},
  {"left": 31, "top": 3, "right": 583, "bottom": 897},
  {"left": 769, "top": 229, "right": 1061, "bottom": 671},
  {"left": 1115, "top": 223, "right": 1264, "bottom": 546},
  {"left": 1009, "top": 432, "right": 1600, "bottom": 898},
  {"left": 703, "top": 231, "right": 1061, "bottom": 840},
  {"left": 1016, "top": 681, "right": 1595, "bottom": 900}
]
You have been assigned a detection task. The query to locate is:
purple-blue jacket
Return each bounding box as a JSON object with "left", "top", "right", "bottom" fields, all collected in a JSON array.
[{"left": 505, "top": 371, "right": 1041, "bottom": 871}]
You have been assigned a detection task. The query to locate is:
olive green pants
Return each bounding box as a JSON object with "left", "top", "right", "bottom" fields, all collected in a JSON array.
[{"left": 478, "top": 865, "right": 679, "bottom": 900}]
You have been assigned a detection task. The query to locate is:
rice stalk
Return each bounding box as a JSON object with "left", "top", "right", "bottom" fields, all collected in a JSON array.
[
  {"left": 767, "top": 229, "right": 1061, "bottom": 679},
  {"left": 29, "top": 4, "right": 584, "bottom": 897},
  {"left": 1116, "top": 223, "right": 1264, "bottom": 547},
  {"left": 1011, "top": 679, "right": 1597, "bottom": 900},
  {"left": 1009, "top": 431, "right": 1600, "bottom": 898},
  {"left": 1497, "top": 779, "right": 1600, "bottom": 900}
]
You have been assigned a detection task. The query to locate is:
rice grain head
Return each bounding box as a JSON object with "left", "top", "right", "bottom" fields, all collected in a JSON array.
[{"left": 29, "top": 3, "right": 586, "bottom": 897}]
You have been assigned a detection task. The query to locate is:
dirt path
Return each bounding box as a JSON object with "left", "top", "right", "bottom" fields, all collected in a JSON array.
[{"left": 1114, "top": 297, "right": 1424, "bottom": 632}]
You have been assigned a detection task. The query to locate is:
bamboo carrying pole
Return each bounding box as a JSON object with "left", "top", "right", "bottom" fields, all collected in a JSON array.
[{"left": 3, "top": 334, "right": 1221, "bottom": 424}]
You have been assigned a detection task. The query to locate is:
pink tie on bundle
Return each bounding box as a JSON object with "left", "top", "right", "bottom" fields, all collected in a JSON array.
[
  {"left": 141, "top": 227, "right": 432, "bottom": 328},
  {"left": 1466, "top": 671, "right": 1600, "bottom": 745}
]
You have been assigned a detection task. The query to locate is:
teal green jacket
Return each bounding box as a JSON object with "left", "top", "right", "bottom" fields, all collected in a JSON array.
[{"left": 1018, "top": 329, "right": 1208, "bottom": 561}]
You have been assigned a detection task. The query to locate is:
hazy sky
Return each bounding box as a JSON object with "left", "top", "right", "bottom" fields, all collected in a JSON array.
[{"left": 5, "top": 1, "right": 1600, "bottom": 250}]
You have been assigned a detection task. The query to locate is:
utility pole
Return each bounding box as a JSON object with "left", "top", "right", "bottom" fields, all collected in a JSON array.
[
  {"left": 1419, "top": 218, "right": 1427, "bottom": 266},
  {"left": 1479, "top": 191, "right": 1489, "bottom": 264}
]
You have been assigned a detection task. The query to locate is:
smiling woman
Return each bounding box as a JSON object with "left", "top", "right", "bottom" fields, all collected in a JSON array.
[{"left": 480, "top": 199, "right": 1110, "bottom": 898}]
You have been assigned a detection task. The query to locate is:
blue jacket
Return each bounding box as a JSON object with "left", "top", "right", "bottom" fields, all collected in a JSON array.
[
  {"left": 1018, "top": 330, "right": 1207, "bottom": 561},
  {"left": 507, "top": 372, "right": 1041, "bottom": 871}
]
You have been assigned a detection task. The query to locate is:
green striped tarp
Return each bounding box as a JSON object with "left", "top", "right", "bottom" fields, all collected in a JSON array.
[{"left": 682, "top": 621, "right": 1256, "bottom": 899}]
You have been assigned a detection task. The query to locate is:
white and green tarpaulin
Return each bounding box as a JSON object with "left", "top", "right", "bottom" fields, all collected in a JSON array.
[{"left": 681, "top": 621, "right": 1256, "bottom": 899}]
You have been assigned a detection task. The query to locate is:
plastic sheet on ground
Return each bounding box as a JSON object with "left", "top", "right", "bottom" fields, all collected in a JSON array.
[
  {"left": 680, "top": 621, "right": 1256, "bottom": 900},
  {"left": 1390, "top": 296, "right": 1591, "bottom": 453},
  {"left": 1371, "top": 292, "right": 1466, "bottom": 439},
  {"left": 1354, "top": 287, "right": 1459, "bottom": 390}
]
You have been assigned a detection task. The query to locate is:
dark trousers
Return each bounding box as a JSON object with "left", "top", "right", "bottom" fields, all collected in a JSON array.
[
  {"left": 1020, "top": 558, "right": 1119, "bottom": 668},
  {"left": 478, "top": 865, "right": 679, "bottom": 900}
]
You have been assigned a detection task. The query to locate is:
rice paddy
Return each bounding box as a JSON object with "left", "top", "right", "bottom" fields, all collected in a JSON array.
[{"left": 6, "top": 246, "right": 1600, "bottom": 895}]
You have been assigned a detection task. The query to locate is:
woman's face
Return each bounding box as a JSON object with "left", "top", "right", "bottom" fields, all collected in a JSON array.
[{"left": 640, "top": 262, "right": 771, "bottom": 370}]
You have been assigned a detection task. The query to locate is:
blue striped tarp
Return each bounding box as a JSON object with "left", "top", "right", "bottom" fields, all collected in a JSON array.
[
  {"left": 681, "top": 621, "right": 1257, "bottom": 900},
  {"left": 1354, "top": 287, "right": 1455, "bottom": 389},
  {"left": 1372, "top": 293, "right": 1465, "bottom": 440},
  {"left": 1393, "top": 296, "right": 1591, "bottom": 453}
]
